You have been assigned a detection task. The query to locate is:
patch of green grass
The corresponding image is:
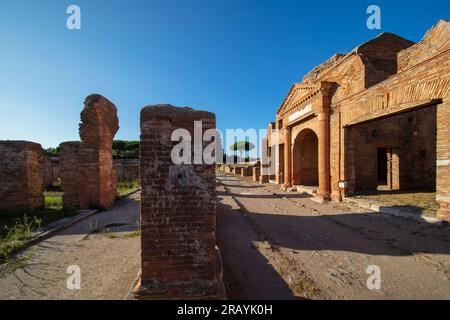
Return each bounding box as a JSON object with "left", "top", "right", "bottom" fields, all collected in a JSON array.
[
  {"left": 0, "top": 192, "right": 78, "bottom": 262},
  {"left": 44, "top": 192, "right": 62, "bottom": 210},
  {"left": 124, "top": 231, "right": 141, "bottom": 238},
  {"left": 117, "top": 180, "right": 140, "bottom": 197}
]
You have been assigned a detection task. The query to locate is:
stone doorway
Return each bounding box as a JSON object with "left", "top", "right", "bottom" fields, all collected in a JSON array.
[
  {"left": 293, "top": 129, "right": 319, "bottom": 187},
  {"left": 377, "top": 148, "right": 400, "bottom": 191}
]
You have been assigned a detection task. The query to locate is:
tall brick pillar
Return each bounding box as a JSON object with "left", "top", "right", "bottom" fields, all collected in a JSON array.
[
  {"left": 78, "top": 94, "right": 119, "bottom": 209},
  {"left": 60, "top": 95, "right": 119, "bottom": 210},
  {"left": 284, "top": 127, "right": 292, "bottom": 187},
  {"left": 436, "top": 97, "right": 450, "bottom": 221},
  {"left": 317, "top": 111, "right": 331, "bottom": 200},
  {"left": 134, "top": 104, "right": 225, "bottom": 300}
]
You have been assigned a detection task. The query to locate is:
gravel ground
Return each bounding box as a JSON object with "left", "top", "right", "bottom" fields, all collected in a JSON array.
[
  {"left": 0, "top": 193, "right": 141, "bottom": 300},
  {"left": 216, "top": 173, "right": 450, "bottom": 300},
  {"left": 2, "top": 177, "right": 449, "bottom": 300}
]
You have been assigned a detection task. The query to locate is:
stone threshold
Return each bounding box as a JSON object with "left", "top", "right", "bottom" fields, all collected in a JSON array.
[
  {"left": 343, "top": 196, "right": 447, "bottom": 226},
  {"left": 294, "top": 185, "right": 318, "bottom": 196}
]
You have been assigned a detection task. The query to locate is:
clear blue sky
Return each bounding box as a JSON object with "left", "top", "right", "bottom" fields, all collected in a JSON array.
[{"left": 0, "top": 0, "right": 448, "bottom": 149}]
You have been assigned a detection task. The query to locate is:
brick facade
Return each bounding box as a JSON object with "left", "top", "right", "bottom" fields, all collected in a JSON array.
[
  {"left": 268, "top": 20, "right": 450, "bottom": 220},
  {"left": 0, "top": 141, "right": 44, "bottom": 213},
  {"left": 134, "top": 104, "right": 224, "bottom": 299}
]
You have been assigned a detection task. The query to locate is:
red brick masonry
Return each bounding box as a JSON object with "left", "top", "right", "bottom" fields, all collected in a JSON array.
[
  {"left": 134, "top": 104, "right": 225, "bottom": 300},
  {"left": 0, "top": 141, "right": 44, "bottom": 213},
  {"left": 60, "top": 94, "right": 119, "bottom": 209}
]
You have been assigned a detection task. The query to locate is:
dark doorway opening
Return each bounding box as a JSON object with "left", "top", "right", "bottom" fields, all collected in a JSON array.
[
  {"left": 377, "top": 148, "right": 388, "bottom": 185},
  {"left": 293, "top": 129, "right": 319, "bottom": 187}
]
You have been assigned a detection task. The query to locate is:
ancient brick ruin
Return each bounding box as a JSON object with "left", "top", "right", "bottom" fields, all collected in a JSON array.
[
  {"left": 134, "top": 104, "right": 224, "bottom": 300},
  {"left": 113, "top": 159, "right": 139, "bottom": 181},
  {"left": 60, "top": 141, "right": 81, "bottom": 209},
  {"left": 43, "top": 156, "right": 60, "bottom": 187},
  {"left": 60, "top": 94, "right": 119, "bottom": 209},
  {"left": 265, "top": 20, "right": 450, "bottom": 221},
  {"left": 0, "top": 141, "right": 44, "bottom": 213}
]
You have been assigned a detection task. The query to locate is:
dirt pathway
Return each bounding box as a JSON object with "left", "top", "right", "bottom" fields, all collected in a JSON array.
[
  {"left": 0, "top": 193, "right": 141, "bottom": 300},
  {"left": 216, "top": 173, "right": 450, "bottom": 300}
]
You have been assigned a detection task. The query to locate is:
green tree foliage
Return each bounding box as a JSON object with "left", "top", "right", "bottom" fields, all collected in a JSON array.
[
  {"left": 230, "top": 141, "right": 255, "bottom": 162},
  {"left": 44, "top": 141, "right": 139, "bottom": 159},
  {"left": 43, "top": 147, "right": 60, "bottom": 157},
  {"left": 112, "top": 140, "right": 139, "bottom": 159}
]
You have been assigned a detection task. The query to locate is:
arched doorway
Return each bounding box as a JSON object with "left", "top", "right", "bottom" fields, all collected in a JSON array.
[{"left": 293, "top": 129, "right": 319, "bottom": 186}]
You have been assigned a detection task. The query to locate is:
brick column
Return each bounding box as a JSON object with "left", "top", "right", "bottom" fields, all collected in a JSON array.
[
  {"left": 134, "top": 104, "right": 224, "bottom": 300},
  {"left": 252, "top": 166, "right": 261, "bottom": 182},
  {"left": 283, "top": 127, "right": 292, "bottom": 187},
  {"left": 260, "top": 138, "right": 269, "bottom": 183},
  {"left": 436, "top": 98, "right": 450, "bottom": 221},
  {"left": 78, "top": 95, "right": 119, "bottom": 209},
  {"left": 317, "top": 111, "right": 331, "bottom": 200}
]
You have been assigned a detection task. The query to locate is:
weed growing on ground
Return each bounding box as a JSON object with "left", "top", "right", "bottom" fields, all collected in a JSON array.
[
  {"left": 87, "top": 220, "right": 102, "bottom": 234},
  {"left": 0, "top": 215, "right": 41, "bottom": 261},
  {"left": 4, "top": 250, "right": 34, "bottom": 272}
]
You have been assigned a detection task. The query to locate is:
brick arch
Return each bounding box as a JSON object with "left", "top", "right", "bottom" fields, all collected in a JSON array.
[{"left": 292, "top": 128, "right": 319, "bottom": 186}]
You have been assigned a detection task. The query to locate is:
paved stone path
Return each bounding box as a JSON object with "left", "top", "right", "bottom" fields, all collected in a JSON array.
[
  {"left": 216, "top": 173, "right": 450, "bottom": 300},
  {"left": 0, "top": 193, "right": 140, "bottom": 300}
]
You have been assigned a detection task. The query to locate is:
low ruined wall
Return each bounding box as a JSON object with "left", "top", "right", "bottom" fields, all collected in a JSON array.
[
  {"left": 0, "top": 141, "right": 44, "bottom": 213},
  {"left": 113, "top": 159, "right": 139, "bottom": 181},
  {"left": 43, "top": 157, "right": 60, "bottom": 187},
  {"left": 60, "top": 142, "right": 81, "bottom": 209}
]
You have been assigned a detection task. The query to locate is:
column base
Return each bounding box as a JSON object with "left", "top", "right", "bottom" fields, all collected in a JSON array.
[
  {"left": 331, "top": 191, "right": 342, "bottom": 202},
  {"left": 315, "top": 192, "right": 331, "bottom": 202},
  {"left": 133, "top": 246, "right": 226, "bottom": 300},
  {"left": 133, "top": 278, "right": 225, "bottom": 300}
]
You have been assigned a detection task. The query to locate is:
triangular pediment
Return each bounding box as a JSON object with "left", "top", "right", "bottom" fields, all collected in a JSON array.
[{"left": 277, "top": 83, "right": 320, "bottom": 116}]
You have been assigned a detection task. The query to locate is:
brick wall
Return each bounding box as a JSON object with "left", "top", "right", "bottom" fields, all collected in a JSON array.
[
  {"left": 43, "top": 157, "right": 60, "bottom": 187},
  {"left": 113, "top": 159, "right": 139, "bottom": 181},
  {"left": 0, "top": 141, "right": 44, "bottom": 213},
  {"left": 60, "top": 142, "right": 81, "bottom": 209}
]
